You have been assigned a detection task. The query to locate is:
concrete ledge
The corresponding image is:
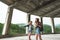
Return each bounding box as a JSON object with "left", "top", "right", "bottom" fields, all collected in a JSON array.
[
  {"left": 0, "top": 34, "right": 26, "bottom": 39},
  {"left": 0, "top": 34, "right": 60, "bottom": 39}
]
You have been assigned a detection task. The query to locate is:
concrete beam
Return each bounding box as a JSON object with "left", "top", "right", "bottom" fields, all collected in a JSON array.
[
  {"left": 52, "top": 11, "right": 60, "bottom": 17},
  {"left": 39, "top": 0, "right": 60, "bottom": 16},
  {"left": 44, "top": 8, "right": 60, "bottom": 17},
  {"left": 29, "top": 0, "right": 56, "bottom": 13}
]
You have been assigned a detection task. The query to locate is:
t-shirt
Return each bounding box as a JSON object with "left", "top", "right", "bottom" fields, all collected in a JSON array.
[
  {"left": 25, "top": 25, "right": 33, "bottom": 31},
  {"left": 29, "top": 25, "right": 32, "bottom": 31}
]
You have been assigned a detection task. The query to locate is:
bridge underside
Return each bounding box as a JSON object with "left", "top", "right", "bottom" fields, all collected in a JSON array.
[
  {"left": 0, "top": 0, "right": 60, "bottom": 36},
  {"left": 0, "top": 0, "right": 60, "bottom": 17}
]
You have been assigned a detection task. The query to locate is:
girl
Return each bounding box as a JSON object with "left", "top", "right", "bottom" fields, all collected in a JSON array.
[
  {"left": 25, "top": 21, "right": 33, "bottom": 40},
  {"left": 35, "top": 18, "right": 42, "bottom": 40}
]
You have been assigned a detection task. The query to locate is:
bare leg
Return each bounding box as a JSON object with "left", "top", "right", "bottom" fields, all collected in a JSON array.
[
  {"left": 36, "top": 34, "right": 38, "bottom": 40},
  {"left": 39, "top": 34, "right": 42, "bottom": 40},
  {"left": 28, "top": 32, "right": 31, "bottom": 40}
]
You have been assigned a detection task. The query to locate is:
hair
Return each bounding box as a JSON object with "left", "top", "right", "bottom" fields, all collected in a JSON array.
[
  {"left": 29, "top": 21, "right": 32, "bottom": 23},
  {"left": 34, "top": 18, "right": 39, "bottom": 25},
  {"left": 35, "top": 18, "right": 39, "bottom": 22}
]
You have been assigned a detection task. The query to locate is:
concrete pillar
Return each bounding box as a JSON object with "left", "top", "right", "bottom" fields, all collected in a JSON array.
[
  {"left": 2, "top": 5, "right": 13, "bottom": 35},
  {"left": 41, "top": 17, "right": 43, "bottom": 27},
  {"left": 26, "top": 14, "right": 31, "bottom": 34},
  {"left": 27, "top": 13, "right": 31, "bottom": 22},
  {"left": 50, "top": 18, "right": 55, "bottom": 33},
  {"left": 40, "top": 17, "right": 43, "bottom": 34}
]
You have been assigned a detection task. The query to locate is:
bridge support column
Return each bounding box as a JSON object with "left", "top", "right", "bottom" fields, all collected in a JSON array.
[
  {"left": 26, "top": 14, "right": 31, "bottom": 34},
  {"left": 40, "top": 17, "right": 43, "bottom": 34},
  {"left": 51, "top": 18, "right": 55, "bottom": 33},
  {"left": 2, "top": 5, "right": 13, "bottom": 35}
]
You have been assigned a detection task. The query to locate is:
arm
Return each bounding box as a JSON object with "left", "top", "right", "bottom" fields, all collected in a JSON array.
[
  {"left": 39, "top": 22, "right": 43, "bottom": 31},
  {"left": 38, "top": 22, "right": 42, "bottom": 28},
  {"left": 24, "top": 25, "right": 29, "bottom": 27},
  {"left": 34, "top": 22, "right": 39, "bottom": 27}
]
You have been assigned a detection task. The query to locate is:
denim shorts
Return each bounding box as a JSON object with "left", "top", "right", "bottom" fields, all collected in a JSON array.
[
  {"left": 28, "top": 30, "right": 32, "bottom": 33},
  {"left": 35, "top": 27, "right": 40, "bottom": 34}
]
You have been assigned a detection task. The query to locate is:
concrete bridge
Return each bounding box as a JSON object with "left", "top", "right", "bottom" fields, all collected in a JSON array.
[
  {"left": 0, "top": 0, "right": 60, "bottom": 40},
  {"left": 0, "top": 0, "right": 57, "bottom": 35}
]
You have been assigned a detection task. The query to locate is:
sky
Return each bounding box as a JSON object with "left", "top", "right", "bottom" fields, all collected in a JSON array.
[{"left": 0, "top": 1, "right": 60, "bottom": 25}]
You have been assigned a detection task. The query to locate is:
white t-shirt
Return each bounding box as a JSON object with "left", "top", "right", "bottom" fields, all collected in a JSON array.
[{"left": 29, "top": 25, "right": 32, "bottom": 31}]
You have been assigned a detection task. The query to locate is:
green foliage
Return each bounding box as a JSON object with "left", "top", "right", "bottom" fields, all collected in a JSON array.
[
  {"left": 55, "top": 24, "right": 60, "bottom": 28},
  {"left": 9, "top": 24, "right": 26, "bottom": 35},
  {"left": 43, "top": 24, "right": 52, "bottom": 34},
  {"left": 0, "top": 23, "right": 60, "bottom": 35},
  {"left": 0, "top": 23, "right": 3, "bottom": 35},
  {"left": 55, "top": 24, "right": 60, "bottom": 33},
  {"left": 55, "top": 28, "right": 60, "bottom": 33}
]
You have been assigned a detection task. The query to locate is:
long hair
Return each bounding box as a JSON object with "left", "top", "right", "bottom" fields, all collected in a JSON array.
[
  {"left": 35, "top": 18, "right": 39, "bottom": 22},
  {"left": 35, "top": 18, "right": 40, "bottom": 26}
]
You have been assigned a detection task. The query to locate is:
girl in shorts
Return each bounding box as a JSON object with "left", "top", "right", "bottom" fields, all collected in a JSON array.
[
  {"left": 25, "top": 21, "right": 33, "bottom": 40},
  {"left": 34, "top": 18, "right": 42, "bottom": 40}
]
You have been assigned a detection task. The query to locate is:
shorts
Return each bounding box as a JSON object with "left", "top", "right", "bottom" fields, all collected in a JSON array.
[
  {"left": 28, "top": 30, "right": 32, "bottom": 33},
  {"left": 35, "top": 27, "right": 40, "bottom": 34}
]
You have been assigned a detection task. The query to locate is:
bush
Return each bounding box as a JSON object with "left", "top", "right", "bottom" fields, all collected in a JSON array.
[
  {"left": 9, "top": 24, "right": 26, "bottom": 35},
  {"left": 55, "top": 28, "right": 60, "bottom": 33},
  {"left": 0, "top": 23, "right": 60, "bottom": 35},
  {"left": 43, "top": 24, "right": 52, "bottom": 34},
  {"left": 0, "top": 23, "right": 3, "bottom": 35},
  {"left": 55, "top": 24, "right": 60, "bottom": 33}
]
